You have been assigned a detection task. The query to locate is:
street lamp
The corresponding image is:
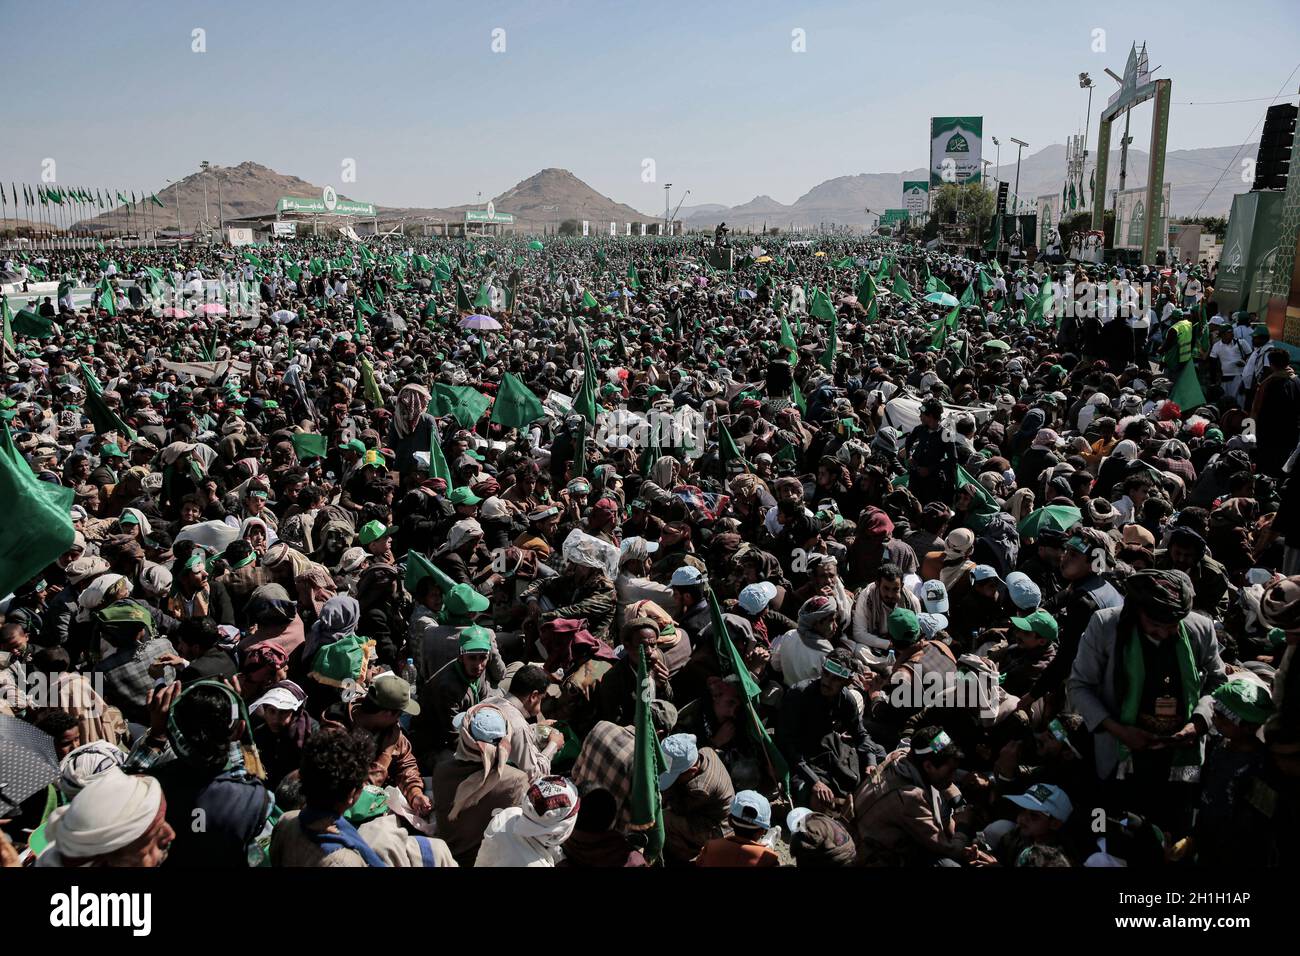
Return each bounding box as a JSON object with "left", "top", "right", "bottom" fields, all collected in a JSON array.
[
  {"left": 165, "top": 178, "right": 182, "bottom": 237},
  {"left": 664, "top": 183, "right": 672, "bottom": 236},
  {"left": 991, "top": 136, "right": 1001, "bottom": 198},
  {"left": 1010, "top": 138, "right": 1028, "bottom": 214},
  {"left": 1080, "top": 73, "right": 1095, "bottom": 207},
  {"left": 199, "top": 161, "right": 211, "bottom": 237}
]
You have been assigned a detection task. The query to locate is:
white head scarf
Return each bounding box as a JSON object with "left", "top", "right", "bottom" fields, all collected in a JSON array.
[
  {"left": 39, "top": 768, "right": 163, "bottom": 865},
  {"left": 474, "top": 776, "right": 580, "bottom": 868},
  {"left": 58, "top": 741, "right": 127, "bottom": 798}
]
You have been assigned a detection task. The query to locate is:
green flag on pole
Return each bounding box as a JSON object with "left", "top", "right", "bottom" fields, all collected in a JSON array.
[
  {"left": 891, "top": 275, "right": 914, "bottom": 302},
  {"left": 489, "top": 373, "right": 546, "bottom": 430},
  {"left": 628, "top": 645, "right": 667, "bottom": 863},
  {"left": 1169, "top": 358, "right": 1207, "bottom": 410},
  {"left": 428, "top": 429, "right": 455, "bottom": 488},
  {"left": 809, "top": 287, "right": 836, "bottom": 322},
  {"left": 0, "top": 422, "right": 75, "bottom": 600},
  {"left": 79, "top": 362, "right": 136, "bottom": 440},
  {"left": 704, "top": 587, "right": 790, "bottom": 796}
]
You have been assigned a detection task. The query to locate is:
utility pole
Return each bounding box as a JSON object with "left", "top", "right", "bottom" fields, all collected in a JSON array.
[
  {"left": 664, "top": 183, "right": 672, "bottom": 236},
  {"left": 200, "top": 161, "right": 211, "bottom": 239}
]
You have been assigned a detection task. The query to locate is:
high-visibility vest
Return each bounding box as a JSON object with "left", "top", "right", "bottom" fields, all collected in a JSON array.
[{"left": 1171, "top": 319, "right": 1193, "bottom": 364}]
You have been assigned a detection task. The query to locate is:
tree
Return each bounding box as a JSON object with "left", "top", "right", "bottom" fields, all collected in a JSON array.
[
  {"left": 932, "top": 183, "right": 995, "bottom": 229},
  {"left": 558, "top": 219, "right": 580, "bottom": 237},
  {"left": 1183, "top": 216, "right": 1228, "bottom": 240}
]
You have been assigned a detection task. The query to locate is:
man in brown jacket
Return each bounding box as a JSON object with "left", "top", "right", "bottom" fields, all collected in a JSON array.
[
  {"left": 321, "top": 674, "right": 430, "bottom": 816},
  {"left": 658, "top": 732, "right": 735, "bottom": 864},
  {"left": 851, "top": 727, "right": 978, "bottom": 867}
]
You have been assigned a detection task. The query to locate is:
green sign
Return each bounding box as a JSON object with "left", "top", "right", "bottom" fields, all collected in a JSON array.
[
  {"left": 465, "top": 209, "right": 515, "bottom": 224},
  {"left": 277, "top": 195, "right": 375, "bottom": 217},
  {"left": 880, "top": 209, "right": 910, "bottom": 226},
  {"left": 902, "top": 181, "right": 929, "bottom": 218}
]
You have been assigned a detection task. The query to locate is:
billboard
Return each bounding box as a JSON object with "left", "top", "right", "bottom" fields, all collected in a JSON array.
[
  {"left": 902, "top": 181, "right": 929, "bottom": 219},
  {"left": 226, "top": 228, "right": 254, "bottom": 246},
  {"left": 1114, "top": 183, "right": 1170, "bottom": 253},
  {"left": 271, "top": 221, "right": 297, "bottom": 238},
  {"left": 880, "top": 209, "right": 910, "bottom": 230},
  {"left": 1036, "top": 193, "right": 1062, "bottom": 249},
  {"left": 930, "top": 116, "right": 983, "bottom": 187},
  {"left": 277, "top": 195, "right": 376, "bottom": 217},
  {"left": 1217, "top": 190, "right": 1284, "bottom": 312}
]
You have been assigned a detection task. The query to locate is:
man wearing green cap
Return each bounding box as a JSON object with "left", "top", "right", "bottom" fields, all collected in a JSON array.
[
  {"left": 357, "top": 519, "right": 394, "bottom": 565},
  {"left": 420, "top": 625, "right": 498, "bottom": 764},
  {"left": 411, "top": 581, "right": 506, "bottom": 688},
  {"left": 1194, "top": 678, "right": 1273, "bottom": 866},
  {"left": 994, "top": 609, "right": 1059, "bottom": 698}
]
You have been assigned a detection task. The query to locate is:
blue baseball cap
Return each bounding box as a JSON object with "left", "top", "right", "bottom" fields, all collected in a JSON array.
[
  {"left": 1007, "top": 783, "right": 1073, "bottom": 822},
  {"left": 730, "top": 790, "right": 772, "bottom": 829},
  {"left": 1005, "top": 571, "right": 1042, "bottom": 611},
  {"left": 452, "top": 706, "right": 508, "bottom": 743},
  {"left": 658, "top": 733, "right": 698, "bottom": 790},
  {"left": 971, "top": 564, "right": 1003, "bottom": 585}
]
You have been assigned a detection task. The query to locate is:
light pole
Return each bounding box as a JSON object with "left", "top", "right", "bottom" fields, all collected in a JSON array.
[
  {"left": 199, "top": 161, "right": 211, "bottom": 239},
  {"left": 216, "top": 167, "right": 224, "bottom": 237},
  {"left": 1011, "top": 138, "right": 1028, "bottom": 215},
  {"left": 165, "top": 178, "right": 182, "bottom": 238},
  {"left": 1079, "top": 73, "right": 1095, "bottom": 207},
  {"left": 664, "top": 183, "right": 672, "bottom": 236}
]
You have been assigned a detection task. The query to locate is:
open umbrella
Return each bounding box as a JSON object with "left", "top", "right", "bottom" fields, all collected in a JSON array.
[
  {"left": 0, "top": 715, "right": 60, "bottom": 815},
  {"left": 1017, "top": 505, "right": 1082, "bottom": 540},
  {"left": 528, "top": 240, "right": 545, "bottom": 251},
  {"left": 738, "top": 289, "right": 756, "bottom": 300},
  {"left": 197, "top": 303, "right": 227, "bottom": 315},
  {"left": 755, "top": 255, "right": 773, "bottom": 263},
  {"left": 813, "top": 251, "right": 827, "bottom": 257},
  {"left": 270, "top": 309, "right": 297, "bottom": 324},
  {"left": 983, "top": 339, "right": 1010, "bottom": 351},
  {"left": 161, "top": 307, "right": 191, "bottom": 318},
  {"left": 924, "top": 291, "right": 959, "bottom": 308},
  {"left": 458, "top": 314, "right": 501, "bottom": 330}
]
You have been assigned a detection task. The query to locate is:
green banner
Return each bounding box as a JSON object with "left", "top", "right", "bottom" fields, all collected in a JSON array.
[
  {"left": 930, "top": 116, "right": 983, "bottom": 187},
  {"left": 277, "top": 195, "right": 376, "bottom": 216}
]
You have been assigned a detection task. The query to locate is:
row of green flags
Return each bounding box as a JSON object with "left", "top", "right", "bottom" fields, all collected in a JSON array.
[{"left": 13, "top": 185, "right": 163, "bottom": 208}]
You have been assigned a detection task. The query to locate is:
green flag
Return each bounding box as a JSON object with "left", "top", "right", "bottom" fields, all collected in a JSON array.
[
  {"left": 573, "top": 335, "right": 599, "bottom": 425},
  {"left": 626, "top": 263, "right": 641, "bottom": 290},
  {"left": 779, "top": 315, "right": 798, "bottom": 358},
  {"left": 809, "top": 287, "right": 836, "bottom": 322},
  {"left": 473, "top": 283, "right": 492, "bottom": 309},
  {"left": 705, "top": 587, "right": 790, "bottom": 796},
  {"left": 428, "top": 429, "right": 454, "bottom": 488},
  {"left": 0, "top": 422, "right": 75, "bottom": 600},
  {"left": 791, "top": 376, "right": 806, "bottom": 414},
  {"left": 428, "top": 384, "right": 490, "bottom": 429},
  {"left": 455, "top": 279, "right": 473, "bottom": 312},
  {"left": 1, "top": 298, "right": 13, "bottom": 354},
  {"left": 628, "top": 645, "right": 667, "bottom": 862},
  {"left": 291, "top": 432, "right": 328, "bottom": 461},
  {"left": 854, "top": 270, "right": 878, "bottom": 308},
  {"left": 405, "top": 549, "right": 458, "bottom": 597},
  {"left": 718, "top": 420, "right": 747, "bottom": 478},
  {"left": 956, "top": 463, "right": 1000, "bottom": 530},
  {"left": 891, "top": 275, "right": 914, "bottom": 302},
  {"left": 1169, "top": 358, "right": 1206, "bottom": 410},
  {"left": 959, "top": 281, "right": 977, "bottom": 307},
  {"left": 12, "top": 308, "right": 56, "bottom": 340},
  {"left": 581, "top": 289, "right": 599, "bottom": 310},
  {"left": 355, "top": 296, "right": 377, "bottom": 318},
  {"left": 490, "top": 373, "right": 546, "bottom": 430},
  {"left": 79, "top": 362, "right": 136, "bottom": 440},
  {"left": 831, "top": 255, "right": 855, "bottom": 270},
  {"left": 96, "top": 279, "right": 117, "bottom": 317},
  {"left": 820, "top": 309, "right": 838, "bottom": 371}
]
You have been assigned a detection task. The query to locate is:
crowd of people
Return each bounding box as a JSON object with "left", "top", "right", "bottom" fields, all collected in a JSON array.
[{"left": 1, "top": 230, "right": 1297, "bottom": 869}]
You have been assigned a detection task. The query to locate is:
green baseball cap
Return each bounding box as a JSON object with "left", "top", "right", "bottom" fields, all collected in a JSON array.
[
  {"left": 887, "top": 607, "right": 921, "bottom": 645},
  {"left": 358, "top": 520, "right": 391, "bottom": 546},
  {"left": 1010, "top": 609, "right": 1059, "bottom": 642},
  {"left": 458, "top": 624, "right": 493, "bottom": 654},
  {"left": 448, "top": 487, "right": 482, "bottom": 506},
  {"left": 444, "top": 582, "right": 490, "bottom": 617},
  {"left": 1211, "top": 678, "right": 1273, "bottom": 725}
]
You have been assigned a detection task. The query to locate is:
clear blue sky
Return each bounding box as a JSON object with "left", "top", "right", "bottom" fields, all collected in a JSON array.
[{"left": 3, "top": 0, "right": 1297, "bottom": 213}]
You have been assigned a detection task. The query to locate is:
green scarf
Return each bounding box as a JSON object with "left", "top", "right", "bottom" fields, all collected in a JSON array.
[
  {"left": 1118, "top": 624, "right": 1201, "bottom": 770},
  {"left": 454, "top": 660, "right": 484, "bottom": 705}
]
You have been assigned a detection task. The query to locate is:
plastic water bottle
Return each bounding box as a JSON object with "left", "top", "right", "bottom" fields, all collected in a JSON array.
[{"left": 401, "top": 657, "right": 418, "bottom": 685}]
